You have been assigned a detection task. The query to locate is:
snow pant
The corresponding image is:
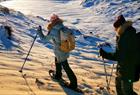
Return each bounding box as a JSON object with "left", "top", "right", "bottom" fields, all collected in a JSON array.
[
  {"left": 55, "top": 57, "right": 77, "bottom": 88},
  {"left": 115, "top": 76, "right": 138, "bottom": 95}
]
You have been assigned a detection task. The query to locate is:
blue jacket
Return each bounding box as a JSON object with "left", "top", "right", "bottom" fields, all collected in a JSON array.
[{"left": 38, "top": 23, "right": 69, "bottom": 63}]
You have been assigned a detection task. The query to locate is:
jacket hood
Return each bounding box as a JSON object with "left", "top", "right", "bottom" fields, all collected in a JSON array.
[{"left": 116, "top": 21, "right": 133, "bottom": 36}]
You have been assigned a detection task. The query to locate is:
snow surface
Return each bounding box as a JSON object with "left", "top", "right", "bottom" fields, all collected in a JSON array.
[{"left": 0, "top": 0, "right": 140, "bottom": 95}]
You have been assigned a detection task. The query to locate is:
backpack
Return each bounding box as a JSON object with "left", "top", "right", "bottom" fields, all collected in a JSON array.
[{"left": 59, "top": 26, "right": 75, "bottom": 53}]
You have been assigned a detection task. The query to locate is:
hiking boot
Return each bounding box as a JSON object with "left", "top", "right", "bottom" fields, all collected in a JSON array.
[
  {"left": 53, "top": 74, "right": 62, "bottom": 80},
  {"left": 64, "top": 83, "right": 77, "bottom": 89},
  {"left": 49, "top": 70, "right": 62, "bottom": 80},
  {"left": 64, "top": 83, "right": 83, "bottom": 93}
]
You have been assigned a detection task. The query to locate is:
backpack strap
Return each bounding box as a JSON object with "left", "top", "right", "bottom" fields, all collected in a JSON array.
[{"left": 58, "top": 26, "right": 65, "bottom": 42}]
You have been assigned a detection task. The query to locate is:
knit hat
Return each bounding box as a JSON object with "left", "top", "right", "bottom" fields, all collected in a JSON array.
[
  {"left": 50, "top": 14, "right": 59, "bottom": 22},
  {"left": 113, "top": 15, "right": 126, "bottom": 28},
  {"left": 47, "top": 14, "right": 63, "bottom": 31}
]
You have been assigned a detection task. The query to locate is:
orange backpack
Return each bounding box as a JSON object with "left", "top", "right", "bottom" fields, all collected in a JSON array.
[{"left": 59, "top": 26, "right": 75, "bottom": 53}]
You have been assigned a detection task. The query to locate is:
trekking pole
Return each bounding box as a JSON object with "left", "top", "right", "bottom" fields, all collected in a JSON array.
[
  {"left": 19, "top": 26, "right": 42, "bottom": 73},
  {"left": 102, "top": 57, "right": 110, "bottom": 89},
  {"left": 108, "top": 63, "right": 115, "bottom": 88},
  {"left": 97, "top": 47, "right": 109, "bottom": 89}
]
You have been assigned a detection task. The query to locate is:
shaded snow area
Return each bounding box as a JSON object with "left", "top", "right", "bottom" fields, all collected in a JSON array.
[{"left": 0, "top": 0, "right": 140, "bottom": 95}]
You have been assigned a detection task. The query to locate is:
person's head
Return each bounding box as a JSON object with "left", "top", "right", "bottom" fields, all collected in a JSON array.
[
  {"left": 113, "top": 15, "right": 126, "bottom": 31},
  {"left": 47, "top": 14, "right": 63, "bottom": 31},
  {"left": 50, "top": 14, "right": 60, "bottom": 23}
]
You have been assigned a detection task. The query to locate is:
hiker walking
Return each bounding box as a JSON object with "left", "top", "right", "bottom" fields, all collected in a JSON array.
[
  {"left": 37, "top": 14, "right": 77, "bottom": 89},
  {"left": 99, "top": 15, "right": 139, "bottom": 95}
]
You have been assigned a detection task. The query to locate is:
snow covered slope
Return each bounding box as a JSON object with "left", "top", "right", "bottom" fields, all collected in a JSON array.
[
  {"left": 0, "top": 0, "right": 140, "bottom": 95},
  {"left": 82, "top": 0, "right": 140, "bottom": 40}
]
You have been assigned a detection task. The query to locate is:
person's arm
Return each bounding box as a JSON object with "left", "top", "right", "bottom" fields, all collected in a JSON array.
[{"left": 37, "top": 26, "right": 53, "bottom": 41}]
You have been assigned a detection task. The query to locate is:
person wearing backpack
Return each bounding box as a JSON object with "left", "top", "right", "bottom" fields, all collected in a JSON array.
[
  {"left": 99, "top": 15, "right": 139, "bottom": 95},
  {"left": 37, "top": 14, "right": 77, "bottom": 89}
]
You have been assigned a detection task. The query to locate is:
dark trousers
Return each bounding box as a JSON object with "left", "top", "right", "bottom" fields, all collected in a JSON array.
[
  {"left": 115, "top": 76, "right": 138, "bottom": 95},
  {"left": 55, "top": 58, "right": 77, "bottom": 88}
]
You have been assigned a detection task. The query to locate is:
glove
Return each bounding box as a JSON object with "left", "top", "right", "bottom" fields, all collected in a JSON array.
[
  {"left": 37, "top": 26, "right": 42, "bottom": 33},
  {"left": 36, "top": 26, "right": 45, "bottom": 38},
  {"left": 99, "top": 48, "right": 106, "bottom": 58}
]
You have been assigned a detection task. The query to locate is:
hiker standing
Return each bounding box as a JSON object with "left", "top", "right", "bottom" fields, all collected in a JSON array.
[
  {"left": 37, "top": 14, "right": 77, "bottom": 89},
  {"left": 99, "top": 15, "right": 139, "bottom": 95}
]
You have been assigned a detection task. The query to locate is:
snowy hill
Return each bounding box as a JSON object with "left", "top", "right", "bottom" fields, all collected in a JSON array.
[
  {"left": 82, "top": 0, "right": 140, "bottom": 19},
  {"left": 81, "top": 0, "right": 140, "bottom": 39},
  {"left": 0, "top": 0, "right": 140, "bottom": 95}
]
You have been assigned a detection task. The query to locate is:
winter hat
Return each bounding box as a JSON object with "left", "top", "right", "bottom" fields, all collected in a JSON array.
[
  {"left": 113, "top": 15, "right": 126, "bottom": 28},
  {"left": 50, "top": 14, "right": 59, "bottom": 22},
  {"left": 47, "top": 14, "right": 63, "bottom": 31}
]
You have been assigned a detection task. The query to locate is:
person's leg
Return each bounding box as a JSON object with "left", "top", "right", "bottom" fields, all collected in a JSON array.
[
  {"left": 54, "top": 57, "right": 62, "bottom": 79},
  {"left": 116, "top": 76, "right": 138, "bottom": 95},
  {"left": 61, "top": 60, "right": 77, "bottom": 89},
  {"left": 121, "top": 80, "right": 138, "bottom": 95},
  {"left": 115, "top": 76, "right": 124, "bottom": 95}
]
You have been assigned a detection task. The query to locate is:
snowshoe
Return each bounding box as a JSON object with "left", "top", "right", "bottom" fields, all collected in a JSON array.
[{"left": 48, "top": 70, "right": 84, "bottom": 93}]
